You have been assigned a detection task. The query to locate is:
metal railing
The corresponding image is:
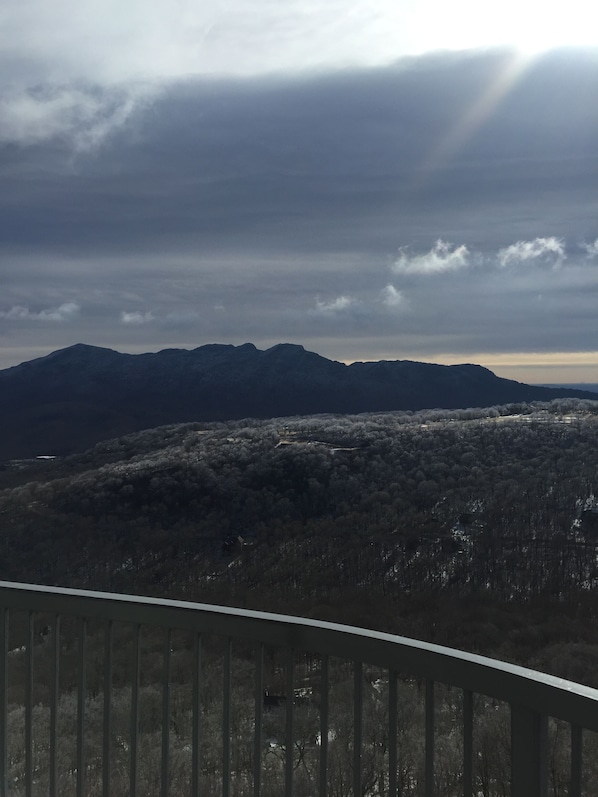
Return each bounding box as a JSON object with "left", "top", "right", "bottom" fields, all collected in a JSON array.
[{"left": 1, "top": 580, "right": 597, "bottom": 796}]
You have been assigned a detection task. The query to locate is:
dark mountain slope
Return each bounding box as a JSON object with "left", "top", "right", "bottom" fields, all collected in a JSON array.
[{"left": 0, "top": 342, "right": 596, "bottom": 459}]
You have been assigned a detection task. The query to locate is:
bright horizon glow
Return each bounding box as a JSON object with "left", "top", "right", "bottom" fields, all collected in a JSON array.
[
  {"left": 2, "top": 344, "right": 597, "bottom": 389},
  {"left": 352, "top": 351, "right": 598, "bottom": 387}
]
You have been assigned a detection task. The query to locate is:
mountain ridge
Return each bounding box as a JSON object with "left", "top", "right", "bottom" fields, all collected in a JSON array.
[{"left": 1, "top": 342, "right": 597, "bottom": 460}]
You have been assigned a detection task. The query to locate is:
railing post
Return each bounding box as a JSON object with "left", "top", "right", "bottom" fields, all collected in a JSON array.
[
  {"left": 462, "top": 690, "right": 473, "bottom": 797},
  {"left": 192, "top": 633, "right": 202, "bottom": 797},
  {"left": 353, "top": 661, "right": 363, "bottom": 797},
  {"left": 0, "top": 609, "right": 6, "bottom": 797},
  {"left": 77, "top": 617, "right": 87, "bottom": 797},
  {"left": 388, "top": 670, "right": 398, "bottom": 797},
  {"left": 511, "top": 704, "right": 547, "bottom": 797},
  {"left": 103, "top": 620, "right": 113, "bottom": 797},
  {"left": 253, "top": 642, "right": 263, "bottom": 797},
  {"left": 50, "top": 615, "right": 60, "bottom": 797},
  {"left": 285, "top": 647, "right": 294, "bottom": 797},
  {"left": 425, "top": 680, "right": 434, "bottom": 797},
  {"left": 570, "top": 724, "right": 582, "bottom": 797},
  {"left": 223, "top": 637, "right": 232, "bottom": 797},
  {"left": 25, "top": 612, "right": 33, "bottom": 797},
  {"left": 130, "top": 624, "right": 141, "bottom": 797},
  {"left": 162, "top": 628, "right": 172, "bottom": 797},
  {"left": 319, "top": 655, "right": 329, "bottom": 797}
]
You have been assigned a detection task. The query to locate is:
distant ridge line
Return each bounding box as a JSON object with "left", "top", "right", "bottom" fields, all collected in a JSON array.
[{"left": 1, "top": 342, "right": 597, "bottom": 459}]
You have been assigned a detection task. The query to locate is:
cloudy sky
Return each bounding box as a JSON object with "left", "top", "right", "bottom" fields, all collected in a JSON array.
[{"left": 2, "top": 1, "right": 598, "bottom": 383}]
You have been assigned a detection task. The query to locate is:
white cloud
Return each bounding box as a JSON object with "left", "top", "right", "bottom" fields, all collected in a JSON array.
[
  {"left": 0, "top": 2, "right": 417, "bottom": 90},
  {"left": 0, "top": 302, "right": 80, "bottom": 322},
  {"left": 497, "top": 237, "right": 566, "bottom": 268},
  {"left": 4, "top": 0, "right": 595, "bottom": 94},
  {"left": 312, "top": 295, "right": 358, "bottom": 314},
  {"left": 0, "top": 0, "right": 413, "bottom": 147},
  {"left": 393, "top": 239, "right": 470, "bottom": 275},
  {"left": 0, "top": 84, "right": 151, "bottom": 149},
  {"left": 584, "top": 239, "right": 598, "bottom": 258},
  {"left": 381, "top": 284, "right": 405, "bottom": 307},
  {"left": 120, "top": 311, "right": 155, "bottom": 325}
]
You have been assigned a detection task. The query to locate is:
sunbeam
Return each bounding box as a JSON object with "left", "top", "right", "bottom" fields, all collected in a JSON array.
[{"left": 412, "top": 50, "right": 533, "bottom": 189}]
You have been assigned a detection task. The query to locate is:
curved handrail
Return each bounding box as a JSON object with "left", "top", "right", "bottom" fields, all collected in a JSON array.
[{"left": 1, "top": 579, "right": 597, "bottom": 732}]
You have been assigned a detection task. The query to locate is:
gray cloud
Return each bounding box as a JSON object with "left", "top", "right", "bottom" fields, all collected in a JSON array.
[
  {"left": 0, "top": 85, "right": 152, "bottom": 150},
  {"left": 497, "top": 237, "right": 566, "bottom": 269},
  {"left": 584, "top": 239, "right": 598, "bottom": 258},
  {"left": 120, "top": 311, "right": 155, "bottom": 325},
  {"left": 3, "top": 49, "right": 596, "bottom": 261},
  {"left": 1, "top": 0, "right": 493, "bottom": 149},
  {"left": 162, "top": 311, "right": 202, "bottom": 328},
  {"left": 393, "top": 240, "right": 470, "bottom": 275},
  {"left": 1, "top": 48, "right": 598, "bottom": 380},
  {"left": 0, "top": 302, "right": 80, "bottom": 322},
  {"left": 312, "top": 296, "right": 359, "bottom": 315},
  {"left": 380, "top": 285, "right": 405, "bottom": 308}
]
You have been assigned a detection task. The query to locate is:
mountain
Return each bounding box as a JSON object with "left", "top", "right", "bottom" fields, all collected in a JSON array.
[
  {"left": 542, "top": 383, "right": 598, "bottom": 394},
  {"left": 1, "top": 342, "right": 597, "bottom": 460}
]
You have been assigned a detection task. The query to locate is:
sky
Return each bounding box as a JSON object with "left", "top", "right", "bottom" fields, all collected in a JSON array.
[{"left": 1, "top": 1, "right": 598, "bottom": 384}]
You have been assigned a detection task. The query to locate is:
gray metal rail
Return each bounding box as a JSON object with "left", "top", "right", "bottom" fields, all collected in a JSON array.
[{"left": 0, "top": 580, "right": 597, "bottom": 796}]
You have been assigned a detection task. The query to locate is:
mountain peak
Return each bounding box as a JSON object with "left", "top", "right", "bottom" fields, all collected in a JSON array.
[
  {"left": 1, "top": 342, "right": 597, "bottom": 459},
  {"left": 50, "top": 342, "right": 111, "bottom": 355},
  {"left": 265, "top": 343, "right": 306, "bottom": 354},
  {"left": 30, "top": 343, "right": 121, "bottom": 367}
]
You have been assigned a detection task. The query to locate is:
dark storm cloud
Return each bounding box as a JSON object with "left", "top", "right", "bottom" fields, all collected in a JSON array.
[
  {"left": 1, "top": 48, "right": 598, "bottom": 370},
  {"left": 2, "top": 48, "right": 596, "bottom": 256}
]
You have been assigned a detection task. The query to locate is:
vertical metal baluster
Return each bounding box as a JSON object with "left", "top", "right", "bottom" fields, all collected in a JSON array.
[
  {"left": 463, "top": 691, "right": 473, "bottom": 797},
  {"left": 511, "top": 705, "right": 548, "bottom": 797},
  {"left": 285, "top": 648, "right": 294, "bottom": 797},
  {"left": 0, "top": 608, "right": 7, "bottom": 797},
  {"left": 319, "top": 655, "right": 329, "bottom": 797},
  {"left": 223, "top": 637, "right": 232, "bottom": 797},
  {"left": 25, "top": 612, "right": 34, "bottom": 797},
  {"left": 130, "top": 624, "right": 141, "bottom": 797},
  {"left": 425, "top": 680, "right": 434, "bottom": 797},
  {"left": 354, "top": 661, "right": 363, "bottom": 797},
  {"left": 77, "top": 617, "right": 87, "bottom": 797},
  {"left": 161, "top": 628, "right": 171, "bottom": 797},
  {"left": 50, "top": 615, "right": 61, "bottom": 797},
  {"left": 253, "top": 642, "right": 264, "bottom": 797},
  {"left": 388, "top": 670, "right": 398, "bottom": 797},
  {"left": 103, "top": 620, "right": 113, "bottom": 797},
  {"left": 570, "top": 724, "right": 582, "bottom": 797},
  {"left": 192, "top": 633, "right": 202, "bottom": 797}
]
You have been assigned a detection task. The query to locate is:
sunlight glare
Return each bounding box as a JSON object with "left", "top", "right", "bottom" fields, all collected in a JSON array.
[{"left": 401, "top": 0, "right": 598, "bottom": 55}]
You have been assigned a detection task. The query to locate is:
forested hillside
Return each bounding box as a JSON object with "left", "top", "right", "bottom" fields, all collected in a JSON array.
[
  {"left": 2, "top": 342, "right": 596, "bottom": 459},
  {"left": 3, "top": 398, "right": 598, "bottom": 684}
]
